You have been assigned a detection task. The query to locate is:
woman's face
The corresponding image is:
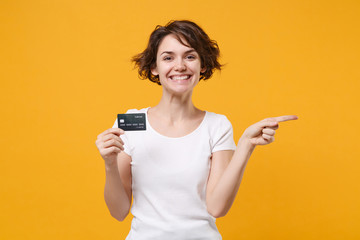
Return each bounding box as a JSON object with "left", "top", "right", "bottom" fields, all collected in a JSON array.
[{"left": 151, "top": 34, "right": 205, "bottom": 95}]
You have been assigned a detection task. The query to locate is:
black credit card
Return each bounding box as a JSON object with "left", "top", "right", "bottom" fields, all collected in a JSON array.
[{"left": 117, "top": 113, "right": 146, "bottom": 131}]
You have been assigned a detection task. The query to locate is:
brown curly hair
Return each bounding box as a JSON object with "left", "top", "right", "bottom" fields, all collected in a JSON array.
[{"left": 132, "top": 20, "right": 222, "bottom": 85}]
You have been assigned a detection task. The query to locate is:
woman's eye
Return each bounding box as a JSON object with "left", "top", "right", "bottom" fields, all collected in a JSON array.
[
  {"left": 186, "top": 55, "right": 196, "bottom": 59},
  {"left": 163, "top": 56, "right": 172, "bottom": 61}
]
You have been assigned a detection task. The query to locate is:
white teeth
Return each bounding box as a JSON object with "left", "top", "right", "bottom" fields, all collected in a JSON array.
[{"left": 171, "top": 75, "right": 190, "bottom": 80}]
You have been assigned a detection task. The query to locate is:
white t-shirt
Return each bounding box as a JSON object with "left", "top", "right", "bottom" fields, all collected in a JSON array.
[{"left": 112, "top": 107, "right": 236, "bottom": 240}]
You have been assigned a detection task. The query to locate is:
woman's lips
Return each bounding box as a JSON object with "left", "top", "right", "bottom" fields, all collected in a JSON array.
[
  {"left": 169, "top": 75, "right": 191, "bottom": 81},
  {"left": 169, "top": 75, "right": 192, "bottom": 84}
]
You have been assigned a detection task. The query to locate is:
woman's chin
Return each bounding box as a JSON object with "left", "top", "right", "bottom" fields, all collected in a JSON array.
[
  {"left": 162, "top": 84, "right": 194, "bottom": 96},
  {"left": 161, "top": 79, "right": 198, "bottom": 95}
]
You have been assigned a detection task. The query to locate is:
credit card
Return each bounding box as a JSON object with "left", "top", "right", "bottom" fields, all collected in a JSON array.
[{"left": 117, "top": 113, "right": 146, "bottom": 131}]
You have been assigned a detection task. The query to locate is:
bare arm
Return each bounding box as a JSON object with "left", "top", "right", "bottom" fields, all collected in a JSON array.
[
  {"left": 206, "top": 115, "right": 298, "bottom": 218},
  {"left": 104, "top": 152, "right": 132, "bottom": 221},
  {"left": 96, "top": 128, "right": 132, "bottom": 221},
  {"left": 206, "top": 140, "right": 254, "bottom": 218}
]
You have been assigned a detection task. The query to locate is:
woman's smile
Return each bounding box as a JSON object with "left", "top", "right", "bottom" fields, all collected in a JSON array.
[
  {"left": 168, "top": 74, "right": 193, "bottom": 84},
  {"left": 170, "top": 74, "right": 191, "bottom": 80}
]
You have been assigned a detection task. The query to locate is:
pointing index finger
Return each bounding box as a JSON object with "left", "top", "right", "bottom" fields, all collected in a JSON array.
[{"left": 274, "top": 115, "right": 299, "bottom": 123}]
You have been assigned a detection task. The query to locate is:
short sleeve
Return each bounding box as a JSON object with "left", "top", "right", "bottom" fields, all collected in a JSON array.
[
  {"left": 212, "top": 115, "right": 237, "bottom": 152},
  {"left": 112, "top": 118, "right": 133, "bottom": 156}
]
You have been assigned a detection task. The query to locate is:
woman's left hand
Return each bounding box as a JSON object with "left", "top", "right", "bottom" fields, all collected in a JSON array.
[{"left": 240, "top": 115, "right": 298, "bottom": 146}]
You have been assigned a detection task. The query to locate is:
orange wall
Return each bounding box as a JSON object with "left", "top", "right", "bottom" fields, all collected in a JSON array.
[{"left": 1, "top": 0, "right": 359, "bottom": 239}]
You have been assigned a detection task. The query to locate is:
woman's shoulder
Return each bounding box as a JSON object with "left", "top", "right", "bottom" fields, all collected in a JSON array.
[
  {"left": 205, "top": 110, "right": 232, "bottom": 124},
  {"left": 203, "top": 111, "right": 234, "bottom": 135}
]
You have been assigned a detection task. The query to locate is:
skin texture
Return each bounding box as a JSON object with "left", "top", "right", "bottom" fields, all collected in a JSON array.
[{"left": 95, "top": 34, "right": 298, "bottom": 221}]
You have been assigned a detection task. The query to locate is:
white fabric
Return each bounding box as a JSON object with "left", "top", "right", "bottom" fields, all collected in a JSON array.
[{"left": 112, "top": 107, "right": 236, "bottom": 240}]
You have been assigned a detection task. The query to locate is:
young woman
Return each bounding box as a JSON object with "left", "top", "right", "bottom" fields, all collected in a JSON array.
[{"left": 95, "top": 20, "right": 298, "bottom": 239}]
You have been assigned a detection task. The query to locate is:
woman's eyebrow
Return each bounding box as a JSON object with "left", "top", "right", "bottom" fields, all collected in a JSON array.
[{"left": 160, "top": 49, "right": 196, "bottom": 56}]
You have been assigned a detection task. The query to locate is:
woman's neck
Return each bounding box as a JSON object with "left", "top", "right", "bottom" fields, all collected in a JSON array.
[{"left": 150, "top": 91, "right": 200, "bottom": 123}]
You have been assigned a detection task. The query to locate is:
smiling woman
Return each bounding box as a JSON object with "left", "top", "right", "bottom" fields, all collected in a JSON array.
[
  {"left": 132, "top": 20, "right": 222, "bottom": 85},
  {"left": 150, "top": 34, "right": 205, "bottom": 96},
  {"left": 95, "top": 20, "right": 298, "bottom": 240}
]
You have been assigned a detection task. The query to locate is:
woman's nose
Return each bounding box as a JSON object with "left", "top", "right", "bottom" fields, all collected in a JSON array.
[{"left": 174, "top": 59, "right": 186, "bottom": 71}]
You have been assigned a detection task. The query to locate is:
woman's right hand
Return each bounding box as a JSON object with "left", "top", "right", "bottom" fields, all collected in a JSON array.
[{"left": 95, "top": 128, "right": 125, "bottom": 167}]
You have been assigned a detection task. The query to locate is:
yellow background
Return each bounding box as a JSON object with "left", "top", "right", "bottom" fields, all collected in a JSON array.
[{"left": 1, "top": 0, "right": 359, "bottom": 239}]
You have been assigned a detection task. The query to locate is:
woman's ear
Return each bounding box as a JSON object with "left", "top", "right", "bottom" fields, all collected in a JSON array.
[
  {"left": 151, "top": 67, "right": 159, "bottom": 76},
  {"left": 200, "top": 67, "right": 206, "bottom": 73}
]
